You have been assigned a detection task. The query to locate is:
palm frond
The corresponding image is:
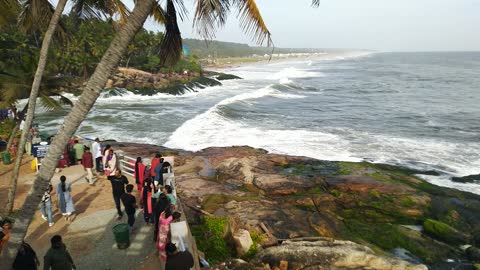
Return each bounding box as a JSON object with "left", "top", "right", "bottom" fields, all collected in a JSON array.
[
  {"left": 17, "top": 0, "right": 55, "bottom": 33},
  {"left": 159, "top": 0, "right": 183, "bottom": 66},
  {"left": 234, "top": 0, "right": 271, "bottom": 46},
  {"left": 193, "top": 0, "right": 231, "bottom": 40},
  {"left": 0, "top": 0, "right": 20, "bottom": 26},
  {"left": 39, "top": 92, "right": 62, "bottom": 111},
  {"left": 71, "top": 0, "right": 105, "bottom": 21},
  {"left": 150, "top": 1, "right": 166, "bottom": 24},
  {"left": 312, "top": 0, "right": 320, "bottom": 7},
  {"left": 106, "top": 0, "right": 131, "bottom": 25}
]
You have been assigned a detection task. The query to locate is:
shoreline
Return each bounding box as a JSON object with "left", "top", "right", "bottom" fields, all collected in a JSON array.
[{"left": 202, "top": 50, "right": 375, "bottom": 71}]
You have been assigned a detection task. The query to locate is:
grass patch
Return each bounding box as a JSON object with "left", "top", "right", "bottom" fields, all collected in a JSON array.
[
  {"left": 191, "top": 216, "right": 233, "bottom": 264},
  {"left": 202, "top": 194, "right": 259, "bottom": 213}
]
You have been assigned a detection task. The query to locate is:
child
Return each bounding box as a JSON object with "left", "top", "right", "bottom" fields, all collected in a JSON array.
[{"left": 41, "top": 184, "right": 54, "bottom": 226}]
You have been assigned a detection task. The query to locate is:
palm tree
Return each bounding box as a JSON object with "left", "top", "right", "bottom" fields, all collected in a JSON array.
[
  {"left": 2, "top": 0, "right": 69, "bottom": 219},
  {"left": 1, "top": 0, "right": 319, "bottom": 264}
]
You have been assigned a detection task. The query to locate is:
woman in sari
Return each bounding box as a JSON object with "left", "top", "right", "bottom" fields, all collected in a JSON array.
[
  {"left": 134, "top": 157, "right": 146, "bottom": 191},
  {"left": 156, "top": 207, "right": 172, "bottom": 262},
  {"left": 105, "top": 149, "right": 117, "bottom": 176},
  {"left": 57, "top": 175, "right": 75, "bottom": 220}
]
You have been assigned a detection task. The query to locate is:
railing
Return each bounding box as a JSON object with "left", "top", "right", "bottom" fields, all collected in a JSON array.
[{"left": 116, "top": 152, "right": 200, "bottom": 270}]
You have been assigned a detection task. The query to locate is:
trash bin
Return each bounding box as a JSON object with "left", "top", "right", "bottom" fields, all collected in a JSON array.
[
  {"left": 112, "top": 223, "right": 130, "bottom": 249},
  {"left": 2, "top": 152, "right": 11, "bottom": 165}
]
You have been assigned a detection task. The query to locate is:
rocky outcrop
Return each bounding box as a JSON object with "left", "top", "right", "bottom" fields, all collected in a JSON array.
[
  {"left": 112, "top": 143, "right": 480, "bottom": 268},
  {"left": 255, "top": 238, "right": 428, "bottom": 270}
]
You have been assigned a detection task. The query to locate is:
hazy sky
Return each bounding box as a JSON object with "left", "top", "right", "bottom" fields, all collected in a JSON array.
[{"left": 125, "top": 0, "right": 480, "bottom": 51}]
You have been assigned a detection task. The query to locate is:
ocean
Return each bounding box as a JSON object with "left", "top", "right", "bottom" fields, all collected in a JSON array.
[{"left": 36, "top": 51, "right": 480, "bottom": 194}]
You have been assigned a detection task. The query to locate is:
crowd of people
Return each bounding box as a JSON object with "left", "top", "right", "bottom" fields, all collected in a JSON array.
[{"left": 1, "top": 144, "right": 194, "bottom": 270}]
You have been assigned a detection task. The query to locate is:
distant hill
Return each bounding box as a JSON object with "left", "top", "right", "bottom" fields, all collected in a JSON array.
[{"left": 183, "top": 39, "right": 330, "bottom": 58}]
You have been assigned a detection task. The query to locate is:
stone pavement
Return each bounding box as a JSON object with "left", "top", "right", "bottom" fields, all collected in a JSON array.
[{"left": 17, "top": 164, "right": 161, "bottom": 270}]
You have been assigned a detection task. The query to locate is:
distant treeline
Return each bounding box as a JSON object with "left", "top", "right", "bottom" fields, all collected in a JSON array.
[{"left": 183, "top": 38, "right": 331, "bottom": 58}]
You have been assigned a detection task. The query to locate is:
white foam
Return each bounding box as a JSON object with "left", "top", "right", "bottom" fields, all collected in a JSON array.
[{"left": 267, "top": 67, "right": 323, "bottom": 80}]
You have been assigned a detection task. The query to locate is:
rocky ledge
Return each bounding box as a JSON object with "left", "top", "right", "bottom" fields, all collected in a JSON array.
[{"left": 111, "top": 143, "right": 480, "bottom": 269}]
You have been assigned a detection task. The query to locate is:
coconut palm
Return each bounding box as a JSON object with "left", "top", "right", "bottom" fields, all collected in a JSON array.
[{"left": 1, "top": 0, "right": 319, "bottom": 264}]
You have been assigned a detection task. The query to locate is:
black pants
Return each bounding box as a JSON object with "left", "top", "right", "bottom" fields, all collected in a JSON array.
[
  {"left": 95, "top": 157, "right": 103, "bottom": 172},
  {"left": 126, "top": 210, "right": 135, "bottom": 227},
  {"left": 113, "top": 193, "right": 123, "bottom": 217}
]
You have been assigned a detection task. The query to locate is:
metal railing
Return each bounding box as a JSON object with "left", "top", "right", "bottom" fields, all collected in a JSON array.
[{"left": 116, "top": 152, "right": 200, "bottom": 270}]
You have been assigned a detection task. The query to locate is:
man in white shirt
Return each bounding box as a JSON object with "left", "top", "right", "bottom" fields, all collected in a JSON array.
[{"left": 91, "top": 138, "right": 103, "bottom": 174}]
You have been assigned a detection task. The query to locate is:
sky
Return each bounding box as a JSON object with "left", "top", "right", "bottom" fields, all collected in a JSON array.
[{"left": 121, "top": 0, "right": 480, "bottom": 52}]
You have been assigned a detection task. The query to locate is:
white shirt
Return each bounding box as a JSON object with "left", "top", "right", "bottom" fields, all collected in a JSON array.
[{"left": 91, "top": 141, "right": 102, "bottom": 159}]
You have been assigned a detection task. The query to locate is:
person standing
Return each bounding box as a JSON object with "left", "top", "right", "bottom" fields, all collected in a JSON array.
[
  {"left": 165, "top": 243, "right": 194, "bottom": 270},
  {"left": 156, "top": 208, "right": 173, "bottom": 262},
  {"left": 105, "top": 149, "right": 117, "bottom": 176},
  {"left": 91, "top": 138, "right": 103, "bottom": 174},
  {"left": 140, "top": 178, "right": 155, "bottom": 224},
  {"left": 120, "top": 184, "right": 137, "bottom": 232},
  {"left": 107, "top": 169, "right": 129, "bottom": 220},
  {"left": 82, "top": 147, "right": 94, "bottom": 185},
  {"left": 72, "top": 140, "right": 84, "bottom": 165},
  {"left": 154, "top": 158, "right": 165, "bottom": 186},
  {"left": 57, "top": 176, "right": 75, "bottom": 220},
  {"left": 134, "top": 157, "right": 146, "bottom": 191},
  {"left": 13, "top": 241, "right": 40, "bottom": 270},
  {"left": 150, "top": 153, "right": 162, "bottom": 183},
  {"left": 41, "top": 184, "right": 55, "bottom": 227},
  {"left": 43, "top": 235, "right": 76, "bottom": 270}
]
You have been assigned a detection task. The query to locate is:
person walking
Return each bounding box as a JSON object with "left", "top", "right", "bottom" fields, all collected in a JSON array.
[
  {"left": 57, "top": 176, "right": 75, "bottom": 220},
  {"left": 72, "top": 140, "right": 84, "bottom": 165},
  {"left": 43, "top": 235, "right": 76, "bottom": 270},
  {"left": 134, "top": 157, "right": 146, "bottom": 191},
  {"left": 120, "top": 184, "right": 137, "bottom": 232},
  {"left": 165, "top": 243, "right": 194, "bottom": 270},
  {"left": 91, "top": 138, "right": 103, "bottom": 174},
  {"left": 82, "top": 147, "right": 95, "bottom": 185},
  {"left": 41, "top": 184, "right": 55, "bottom": 227},
  {"left": 107, "top": 169, "right": 129, "bottom": 220},
  {"left": 13, "top": 241, "right": 40, "bottom": 270}
]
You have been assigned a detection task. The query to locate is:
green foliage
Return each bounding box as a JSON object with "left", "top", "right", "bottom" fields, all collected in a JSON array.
[
  {"left": 242, "top": 230, "right": 264, "bottom": 260},
  {"left": 0, "top": 119, "right": 16, "bottom": 137},
  {"left": 368, "top": 189, "right": 381, "bottom": 199},
  {"left": 330, "top": 189, "right": 341, "bottom": 197},
  {"left": 191, "top": 216, "right": 232, "bottom": 264}
]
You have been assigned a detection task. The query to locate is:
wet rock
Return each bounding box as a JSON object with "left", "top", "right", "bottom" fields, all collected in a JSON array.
[{"left": 255, "top": 238, "right": 427, "bottom": 270}]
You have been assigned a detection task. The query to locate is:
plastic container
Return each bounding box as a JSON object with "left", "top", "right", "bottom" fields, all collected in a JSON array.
[
  {"left": 112, "top": 223, "right": 130, "bottom": 249},
  {"left": 2, "top": 152, "right": 11, "bottom": 165}
]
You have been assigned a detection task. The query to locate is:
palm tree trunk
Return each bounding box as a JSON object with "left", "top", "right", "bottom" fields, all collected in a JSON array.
[
  {"left": 2, "top": 0, "right": 68, "bottom": 217},
  {"left": 0, "top": 0, "right": 156, "bottom": 264}
]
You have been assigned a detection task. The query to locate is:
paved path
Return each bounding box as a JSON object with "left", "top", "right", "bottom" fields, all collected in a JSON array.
[{"left": 17, "top": 165, "right": 161, "bottom": 270}]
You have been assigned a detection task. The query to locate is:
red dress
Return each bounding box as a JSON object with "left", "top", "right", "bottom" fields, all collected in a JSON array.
[{"left": 134, "top": 162, "right": 146, "bottom": 191}]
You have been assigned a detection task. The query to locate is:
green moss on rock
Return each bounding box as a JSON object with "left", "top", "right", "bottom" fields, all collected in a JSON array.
[{"left": 423, "top": 219, "right": 468, "bottom": 245}]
